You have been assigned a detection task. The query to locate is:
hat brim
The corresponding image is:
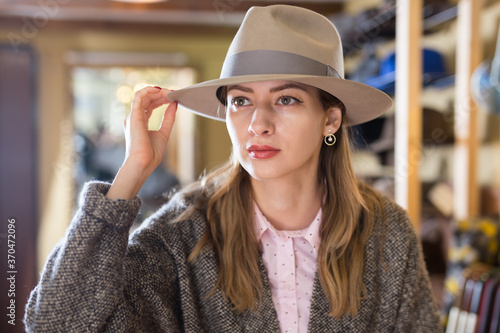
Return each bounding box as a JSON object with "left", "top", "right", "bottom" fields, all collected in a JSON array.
[{"left": 168, "top": 74, "right": 393, "bottom": 126}]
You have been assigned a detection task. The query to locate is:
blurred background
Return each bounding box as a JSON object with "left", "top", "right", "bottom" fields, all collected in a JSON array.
[{"left": 0, "top": 0, "right": 499, "bottom": 331}]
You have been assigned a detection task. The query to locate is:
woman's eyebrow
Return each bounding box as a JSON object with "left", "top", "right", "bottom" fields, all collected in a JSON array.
[
  {"left": 269, "top": 83, "right": 308, "bottom": 93},
  {"left": 227, "top": 85, "right": 253, "bottom": 93}
]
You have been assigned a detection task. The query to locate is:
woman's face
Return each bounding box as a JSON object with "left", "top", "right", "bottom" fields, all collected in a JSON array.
[{"left": 226, "top": 80, "right": 341, "bottom": 182}]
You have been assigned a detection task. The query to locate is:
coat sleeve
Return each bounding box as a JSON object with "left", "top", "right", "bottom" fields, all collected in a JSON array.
[
  {"left": 23, "top": 182, "right": 181, "bottom": 332},
  {"left": 391, "top": 208, "right": 442, "bottom": 333}
]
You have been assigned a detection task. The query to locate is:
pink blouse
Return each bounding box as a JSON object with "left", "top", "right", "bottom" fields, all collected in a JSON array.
[{"left": 254, "top": 203, "right": 322, "bottom": 333}]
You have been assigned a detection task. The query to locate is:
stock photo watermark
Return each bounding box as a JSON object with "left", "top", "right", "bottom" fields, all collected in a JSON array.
[
  {"left": 213, "top": 0, "right": 243, "bottom": 22},
  {"left": 52, "top": 119, "right": 75, "bottom": 189},
  {"left": 351, "top": 4, "right": 398, "bottom": 52},
  {"left": 8, "top": 0, "right": 70, "bottom": 53},
  {"left": 6, "top": 218, "right": 17, "bottom": 326}
]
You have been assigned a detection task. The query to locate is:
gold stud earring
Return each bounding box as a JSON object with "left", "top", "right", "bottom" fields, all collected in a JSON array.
[{"left": 324, "top": 130, "right": 336, "bottom": 146}]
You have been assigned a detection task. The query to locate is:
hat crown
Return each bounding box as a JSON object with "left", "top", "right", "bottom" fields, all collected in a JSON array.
[
  {"left": 167, "top": 5, "right": 393, "bottom": 125},
  {"left": 222, "top": 5, "right": 345, "bottom": 79}
]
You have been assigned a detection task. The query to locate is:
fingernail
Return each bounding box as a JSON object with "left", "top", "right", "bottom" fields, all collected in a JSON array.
[{"left": 154, "top": 86, "right": 162, "bottom": 90}]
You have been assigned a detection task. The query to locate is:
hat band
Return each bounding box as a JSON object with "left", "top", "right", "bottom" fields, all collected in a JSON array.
[{"left": 220, "top": 50, "right": 342, "bottom": 79}]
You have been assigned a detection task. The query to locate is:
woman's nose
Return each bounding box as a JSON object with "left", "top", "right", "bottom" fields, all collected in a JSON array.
[{"left": 248, "top": 105, "right": 274, "bottom": 136}]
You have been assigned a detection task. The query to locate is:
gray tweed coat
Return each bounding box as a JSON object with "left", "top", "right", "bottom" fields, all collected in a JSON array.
[{"left": 24, "top": 182, "right": 441, "bottom": 332}]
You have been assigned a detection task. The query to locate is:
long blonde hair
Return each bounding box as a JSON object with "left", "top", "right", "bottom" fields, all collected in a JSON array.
[{"left": 183, "top": 88, "right": 384, "bottom": 317}]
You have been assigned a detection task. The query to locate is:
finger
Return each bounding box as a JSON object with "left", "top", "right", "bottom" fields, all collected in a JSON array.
[
  {"left": 143, "top": 89, "right": 174, "bottom": 122},
  {"left": 131, "top": 86, "right": 164, "bottom": 115},
  {"left": 143, "top": 88, "right": 173, "bottom": 107},
  {"left": 141, "top": 89, "right": 173, "bottom": 114},
  {"left": 129, "top": 87, "right": 166, "bottom": 128},
  {"left": 143, "top": 98, "right": 172, "bottom": 125},
  {"left": 158, "top": 101, "right": 178, "bottom": 139},
  {"left": 140, "top": 90, "right": 167, "bottom": 110},
  {"left": 145, "top": 96, "right": 171, "bottom": 114}
]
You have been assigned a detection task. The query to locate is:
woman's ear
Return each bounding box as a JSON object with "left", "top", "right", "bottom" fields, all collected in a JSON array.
[{"left": 323, "top": 107, "right": 342, "bottom": 136}]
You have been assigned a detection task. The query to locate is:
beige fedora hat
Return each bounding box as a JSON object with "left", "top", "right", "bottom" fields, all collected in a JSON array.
[{"left": 167, "top": 5, "right": 392, "bottom": 126}]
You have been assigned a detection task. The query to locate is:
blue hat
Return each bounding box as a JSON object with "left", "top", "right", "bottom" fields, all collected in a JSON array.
[
  {"left": 362, "top": 48, "right": 452, "bottom": 95},
  {"left": 471, "top": 24, "right": 500, "bottom": 116}
]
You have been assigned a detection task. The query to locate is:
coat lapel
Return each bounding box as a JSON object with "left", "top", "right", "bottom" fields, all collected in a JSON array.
[
  {"left": 307, "top": 271, "right": 337, "bottom": 332},
  {"left": 306, "top": 270, "right": 377, "bottom": 332},
  {"left": 239, "top": 254, "right": 280, "bottom": 332}
]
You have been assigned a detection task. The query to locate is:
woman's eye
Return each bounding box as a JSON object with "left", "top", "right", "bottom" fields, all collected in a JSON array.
[
  {"left": 277, "top": 96, "right": 300, "bottom": 105},
  {"left": 231, "top": 97, "right": 250, "bottom": 107}
]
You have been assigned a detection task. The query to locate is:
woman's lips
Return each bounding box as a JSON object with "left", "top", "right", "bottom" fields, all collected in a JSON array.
[{"left": 247, "top": 145, "right": 281, "bottom": 159}]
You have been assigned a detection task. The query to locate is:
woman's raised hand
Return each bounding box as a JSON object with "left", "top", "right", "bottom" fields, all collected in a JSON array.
[{"left": 106, "top": 86, "right": 178, "bottom": 200}]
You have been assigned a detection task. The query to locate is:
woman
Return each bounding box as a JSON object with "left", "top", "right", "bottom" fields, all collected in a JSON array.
[{"left": 25, "top": 5, "right": 441, "bottom": 332}]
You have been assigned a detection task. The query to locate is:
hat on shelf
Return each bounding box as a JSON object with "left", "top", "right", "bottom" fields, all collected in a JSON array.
[
  {"left": 361, "top": 48, "right": 453, "bottom": 96},
  {"left": 471, "top": 24, "right": 500, "bottom": 116},
  {"left": 337, "top": 0, "right": 456, "bottom": 55},
  {"left": 167, "top": 5, "right": 393, "bottom": 126}
]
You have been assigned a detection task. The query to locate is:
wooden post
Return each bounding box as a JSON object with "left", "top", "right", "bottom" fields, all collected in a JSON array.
[
  {"left": 395, "top": 0, "right": 423, "bottom": 230},
  {"left": 453, "top": 0, "right": 482, "bottom": 220}
]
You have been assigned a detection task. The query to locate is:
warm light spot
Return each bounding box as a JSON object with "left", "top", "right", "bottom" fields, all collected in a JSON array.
[{"left": 116, "top": 85, "right": 133, "bottom": 104}]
